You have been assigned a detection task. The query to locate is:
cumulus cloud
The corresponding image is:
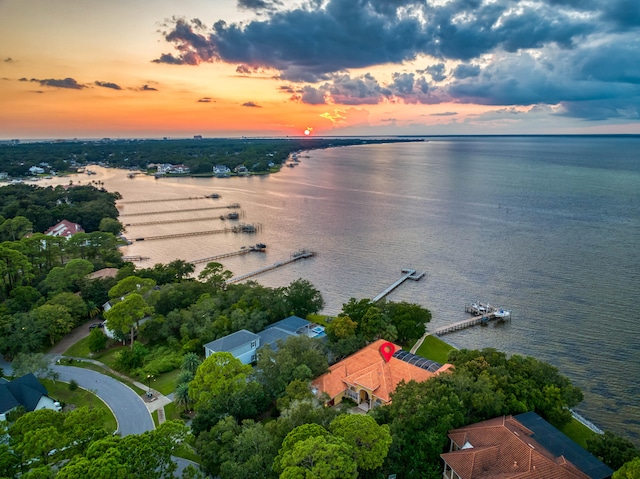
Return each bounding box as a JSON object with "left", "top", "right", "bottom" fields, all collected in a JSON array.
[
  {"left": 242, "top": 101, "right": 261, "bottom": 107},
  {"left": 26, "top": 77, "right": 86, "bottom": 89},
  {"left": 238, "top": 0, "right": 283, "bottom": 13},
  {"left": 95, "top": 81, "right": 122, "bottom": 90},
  {"left": 154, "top": 0, "right": 640, "bottom": 120}
]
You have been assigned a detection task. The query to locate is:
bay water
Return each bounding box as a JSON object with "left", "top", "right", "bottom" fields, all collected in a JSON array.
[{"left": 46, "top": 136, "right": 640, "bottom": 441}]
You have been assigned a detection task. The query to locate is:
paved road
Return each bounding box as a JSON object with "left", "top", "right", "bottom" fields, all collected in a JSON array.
[{"left": 53, "top": 365, "right": 154, "bottom": 436}]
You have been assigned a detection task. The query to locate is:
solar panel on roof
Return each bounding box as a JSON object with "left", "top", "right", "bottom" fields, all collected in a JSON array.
[{"left": 392, "top": 350, "right": 442, "bottom": 372}]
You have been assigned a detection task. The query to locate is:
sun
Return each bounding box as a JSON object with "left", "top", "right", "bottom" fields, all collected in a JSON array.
[{"left": 304, "top": 127, "right": 313, "bottom": 136}]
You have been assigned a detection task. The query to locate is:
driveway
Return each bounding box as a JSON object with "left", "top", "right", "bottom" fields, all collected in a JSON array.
[{"left": 53, "top": 365, "right": 154, "bottom": 436}]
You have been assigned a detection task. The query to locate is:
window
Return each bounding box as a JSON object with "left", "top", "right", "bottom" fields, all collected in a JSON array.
[
  {"left": 251, "top": 354, "right": 257, "bottom": 362},
  {"left": 250, "top": 340, "right": 257, "bottom": 349}
]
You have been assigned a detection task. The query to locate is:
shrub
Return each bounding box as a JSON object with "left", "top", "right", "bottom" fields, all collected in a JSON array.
[
  {"left": 68, "top": 379, "right": 79, "bottom": 391},
  {"left": 88, "top": 328, "right": 108, "bottom": 353}
]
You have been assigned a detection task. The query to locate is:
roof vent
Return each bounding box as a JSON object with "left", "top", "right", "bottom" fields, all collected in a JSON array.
[{"left": 513, "top": 461, "right": 518, "bottom": 468}]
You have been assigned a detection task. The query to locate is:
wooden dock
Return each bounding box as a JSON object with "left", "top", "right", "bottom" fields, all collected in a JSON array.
[
  {"left": 117, "top": 195, "right": 217, "bottom": 205},
  {"left": 226, "top": 250, "right": 315, "bottom": 284},
  {"left": 124, "top": 215, "right": 234, "bottom": 227},
  {"left": 372, "top": 268, "right": 426, "bottom": 302},
  {"left": 122, "top": 255, "right": 150, "bottom": 262},
  {"left": 189, "top": 245, "right": 266, "bottom": 265},
  {"left": 132, "top": 223, "right": 260, "bottom": 242},
  {"left": 432, "top": 304, "right": 511, "bottom": 336},
  {"left": 120, "top": 204, "right": 240, "bottom": 217}
]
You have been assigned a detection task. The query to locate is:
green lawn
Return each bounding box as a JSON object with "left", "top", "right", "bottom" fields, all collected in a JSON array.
[
  {"left": 41, "top": 379, "right": 117, "bottom": 432},
  {"left": 415, "top": 335, "right": 456, "bottom": 364},
  {"left": 151, "top": 369, "right": 181, "bottom": 396},
  {"left": 63, "top": 336, "right": 92, "bottom": 358},
  {"left": 561, "top": 418, "right": 596, "bottom": 448}
]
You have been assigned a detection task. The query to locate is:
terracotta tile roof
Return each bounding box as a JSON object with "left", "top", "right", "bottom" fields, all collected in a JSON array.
[
  {"left": 44, "top": 219, "right": 84, "bottom": 238},
  {"left": 87, "top": 268, "right": 119, "bottom": 280},
  {"left": 441, "top": 416, "right": 591, "bottom": 479},
  {"left": 311, "top": 339, "right": 451, "bottom": 403}
]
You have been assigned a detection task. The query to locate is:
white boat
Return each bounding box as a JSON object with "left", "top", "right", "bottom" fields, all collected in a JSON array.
[{"left": 494, "top": 309, "right": 511, "bottom": 319}]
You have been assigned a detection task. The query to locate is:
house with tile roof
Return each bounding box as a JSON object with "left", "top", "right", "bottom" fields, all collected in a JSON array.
[
  {"left": 0, "top": 374, "right": 61, "bottom": 421},
  {"left": 44, "top": 219, "right": 85, "bottom": 238},
  {"left": 311, "top": 339, "right": 452, "bottom": 411},
  {"left": 441, "top": 413, "right": 613, "bottom": 479}
]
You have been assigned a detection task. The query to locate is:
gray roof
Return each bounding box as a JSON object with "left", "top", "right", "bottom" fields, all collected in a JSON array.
[
  {"left": 515, "top": 412, "right": 613, "bottom": 479},
  {"left": 258, "top": 327, "right": 296, "bottom": 351},
  {"left": 204, "top": 329, "right": 260, "bottom": 353},
  {"left": 0, "top": 373, "right": 49, "bottom": 413},
  {"left": 265, "top": 315, "right": 310, "bottom": 334}
]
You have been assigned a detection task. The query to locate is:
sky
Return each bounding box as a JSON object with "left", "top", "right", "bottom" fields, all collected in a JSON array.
[{"left": 1, "top": 0, "right": 639, "bottom": 139}]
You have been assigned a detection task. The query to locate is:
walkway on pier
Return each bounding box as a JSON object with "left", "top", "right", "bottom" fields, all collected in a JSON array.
[
  {"left": 432, "top": 313, "right": 497, "bottom": 336},
  {"left": 118, "top": 196, "right": 216, "bottom": 205},
  {"left": 124, "top": 215, "right": 231, "bottom": 227},
  {"left": 122, "top": 255, "right": 150, "bottom": 262},
  {"left": 119, "top": 204, "right": 240, "bottom": 217},
  {"left": 133, "top": 224, "right": 259, "bottom": 242},
  {"left": 226, "top": 251, "right": 315, "bottom": 284},
  {"left": 372, "top": 269, "right": 426, "bottom": 302},
  {"left": 189, "top": 245, "right": 266, "bottom": 265}
]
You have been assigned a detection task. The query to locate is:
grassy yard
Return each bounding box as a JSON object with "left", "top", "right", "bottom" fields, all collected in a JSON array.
[
  {"left": 561, "top": 418, "right": 596, "bottom": 448},
  {"left": 415, "top": 335, "right": 456, "bottom": 364},
  {"left": 41, "top": 378, "right": 118, "bottom": 432},
  {"left": 151, "top": 368, "right": 181, "bottom": 396}
]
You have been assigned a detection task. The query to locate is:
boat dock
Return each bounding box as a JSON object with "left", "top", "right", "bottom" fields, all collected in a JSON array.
[
  {"left": 132, "top": 223, "right": 260, "bottom": 241},
  {"left": 119, "top": 204, "right": 240, "bottom": 217},
  {"left": 432, "top": 303, "right": 512, "bottom": 336},
  {"left": 226, "top": 250, "right": 315, "bottom": 284},
  {"left": 117, "top": 196, "right": 217, "bottom": 205},
  {"left": 124, "top": 215, "right": 235, "bottom": 227},
  {"left": 122, "top": 255, "right": 150, "bottom": 262},
  {"left": 372, "top": 269, "right": 426, "bottom": 302},
  {"left": 189, "top": 244, "right": 267, "bottom": 265}
]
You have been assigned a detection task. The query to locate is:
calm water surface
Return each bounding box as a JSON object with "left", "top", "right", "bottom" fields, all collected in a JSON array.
[{"left": 45, "top": 136, "right": 640, "bottom": 440}]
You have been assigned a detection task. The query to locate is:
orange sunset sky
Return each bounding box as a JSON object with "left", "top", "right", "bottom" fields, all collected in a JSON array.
[{"left": 1, "top": 0, "right": 639, "bottom": 139}]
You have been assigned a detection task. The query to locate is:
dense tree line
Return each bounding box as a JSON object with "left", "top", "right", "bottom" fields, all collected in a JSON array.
[
  {"left": 0, "top": 184, "right": 123, "bottom": 358},
  {"left": 0, "top": 137, "right": 423, "bottom": 177},
  {"left": 0, "top": 183, "right": 120, "bottom": 233}
]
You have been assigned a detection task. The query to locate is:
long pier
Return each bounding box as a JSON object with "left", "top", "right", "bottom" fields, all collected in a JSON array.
[
  {"left": 189, "top": 244, "right": 266, "bottom": 265},
  {"left": 226, "top": 250, "right": 315, "bottom": 284},
  {"left": 120, "top": 204, "right": 240, "bottom": 217},
  {"left": 124, "top": 215, "right": 233, "bottom": 227},
  {"left": 117, "top": 196, "right": 217, "bottom": 205},
  {"left": 372, "top": 269, "right": 426, "bottom": 302},
  {"left": 122, "top": 255, "right": 150, "bottom": 262},
  {"left": 133, "top": 223, "right": 260, "bottom": 242}
]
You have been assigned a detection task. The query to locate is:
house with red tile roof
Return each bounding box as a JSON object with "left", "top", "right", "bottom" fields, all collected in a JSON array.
[
  {"left": 441, "top": 413, "right": 613, "bottom": 479},
  {"left": 311, "top": 339, "right": 452, "bottom": 411},
  {"left": 44, "top": 219, "right": 84, "bottom": 238}
]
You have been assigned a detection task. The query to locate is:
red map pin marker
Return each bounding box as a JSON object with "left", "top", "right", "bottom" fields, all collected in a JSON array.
[{"left": 379, "top": 342, "right": 396, "bottom": 363}]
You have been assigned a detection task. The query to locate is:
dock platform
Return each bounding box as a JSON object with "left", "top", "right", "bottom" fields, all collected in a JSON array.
[
  {"left": 226, "top": 250, "right": 315, "bottom": 284},
  {"left": 189, "top": 244, "right": 266, "bottom": 265},
  {"left": 372, "top": 268, "right": 426, "bottom": 302}
]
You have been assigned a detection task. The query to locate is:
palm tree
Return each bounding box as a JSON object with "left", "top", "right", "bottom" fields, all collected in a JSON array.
[
  {"left": 181, "top": 352, "right": 201, "bottom": 374},
  {"left": 174, "top": 382, "right": 191, "bottom": 412}
]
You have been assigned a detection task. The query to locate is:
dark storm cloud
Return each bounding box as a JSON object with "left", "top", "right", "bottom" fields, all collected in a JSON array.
[
  {"left": 155, "top": 0, "right": 606, "bottom": 80},
  {"left": 453, "top": 64, "right": 480, "bottom": 79},
  {"left": 95, "top": 81, "right": 122, "bottom": 90},
  {"left": 238, "top": 0, "right": 283, "bottom": 12},
  {"left": 242, "top": 101, "right": 261, "bottom": 107},
  {"left": 155, "top": 0, "right": 640, "bottom": 120},
  {"left": 421, "top": 64, "right": 446, "bottom": 82},
  {"left": 29, "top": 77, "right": 86, "bottom": 89}
]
